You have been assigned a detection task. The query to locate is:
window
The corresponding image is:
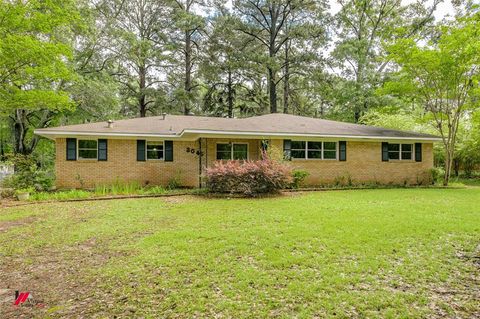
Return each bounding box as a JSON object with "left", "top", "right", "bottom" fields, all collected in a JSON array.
[
  {"left": 291, "top": 141, "right": 306, "bottom": 159},
  {"left": 388, "top": 143, "right": 413, "bottom": 160},
  {"left": 78, "top": 140, "right": 97, "bottom": 159},
  {"left": 233, "top": 143, "right": 248, "bottom": 160},
  {"left": 147, "top": 141, "right": 164, "bottom": 160},
  {"left": 216, "top": 143, "right": 248, "bottom": 160},
  {"left": 291, "top": 141, "right": 337, "bottom": 160}
]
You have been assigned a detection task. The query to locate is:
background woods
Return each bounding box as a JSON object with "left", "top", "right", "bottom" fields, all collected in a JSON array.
[{"left": 0, "top": 0, "right": 479, "bottom": 185}]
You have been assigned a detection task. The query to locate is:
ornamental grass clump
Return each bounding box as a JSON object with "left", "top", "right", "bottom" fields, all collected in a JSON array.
[{"left": 205, "top": 153, "right": 292, "bottom": 196}]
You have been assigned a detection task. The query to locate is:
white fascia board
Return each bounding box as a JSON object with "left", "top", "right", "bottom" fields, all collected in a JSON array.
[{"left": 181, "top": 129, "right": 443, "bottom": 142}]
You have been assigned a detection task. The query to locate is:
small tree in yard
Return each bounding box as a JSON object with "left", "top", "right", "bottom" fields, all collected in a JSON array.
[
  {"left": 205, "top": 152, "right": 292, "bottom": 196},
  {"left": 387, "top": 11, "right": 480, "bottom": 185}
]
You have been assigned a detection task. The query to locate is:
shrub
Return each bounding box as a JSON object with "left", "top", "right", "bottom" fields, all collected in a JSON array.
[
  {"left": 166, "top": 170, "right": 183, "bottom": 189},
  {"left": 205, "top": 154, "right": 292, "bottom": 196},
  {"left": 430, "top": 167, "right": 445, "bottom": 185},
  {"left": 2, "top": 155, "right": 54, "bottom": 191},
  {"left": 291, "top": 170, "right": 309, "bottom": 189}
]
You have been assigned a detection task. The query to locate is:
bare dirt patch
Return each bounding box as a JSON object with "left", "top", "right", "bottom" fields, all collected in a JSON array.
[
  {"left": 0, "top": 238, "right": 132, "bottom": 318},
  {"left": 0, "top": 216, "right": 36, "bottom": 233}
]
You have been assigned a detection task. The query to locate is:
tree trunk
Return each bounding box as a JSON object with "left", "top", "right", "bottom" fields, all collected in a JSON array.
[
  {"left": 268, "top": 67, "right": 277, "bottom": 113},
  {"left": 443, "top": 145, "right": 454, "bottom": 186},
  {"left": 139, "top": 65, "right": 147, "bottom": 117},
  {"left": 13, "top": 109, "right": 27, "bottom": 155},
  {"left": 227, "top": 69, "right": 233, "bottom": 118},
  {"left": 184, "top": 29, "right": 192, "bottom": 115},
  {"left": 283, "top": 40, "right": 290, "bottom": 114}
]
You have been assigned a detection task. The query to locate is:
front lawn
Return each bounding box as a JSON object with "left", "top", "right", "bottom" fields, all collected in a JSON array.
[{"left": 0, "top": 188, "right": 479, "bottom": 318}]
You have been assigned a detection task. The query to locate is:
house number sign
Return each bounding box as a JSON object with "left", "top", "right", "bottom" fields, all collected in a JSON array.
[{"left": 186, "top": 147, "right": 204, "bottom": 156}]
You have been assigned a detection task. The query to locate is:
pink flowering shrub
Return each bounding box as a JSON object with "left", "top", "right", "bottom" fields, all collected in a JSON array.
[{"left": 205, "top": 154, "right": 292, "bottom": 195}]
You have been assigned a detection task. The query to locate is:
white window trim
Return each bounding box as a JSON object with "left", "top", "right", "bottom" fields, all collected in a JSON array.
[
  {"left": 77, "top": 139, "right": 98, "bottom": 160},
  {"left": 146, "top": 140, "right": 165, "bottom": 161},
  {"left": 388, "top": 143, "right": 414, "bottom": 161},
  {"left": 291, "top": 141, "right": 338, "bottom": 160},
  {"left": 216, "top": 142, "right": 249, "bottom": 160}
]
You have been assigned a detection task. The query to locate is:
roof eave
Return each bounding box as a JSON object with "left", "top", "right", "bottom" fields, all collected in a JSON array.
[{"left": 34, "top": 128, "right": 442, "bottom": 142}]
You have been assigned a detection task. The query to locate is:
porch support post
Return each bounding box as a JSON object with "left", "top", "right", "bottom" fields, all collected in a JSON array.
[{"left": 198, "top": 137, "right": 202, "bottom": 188}]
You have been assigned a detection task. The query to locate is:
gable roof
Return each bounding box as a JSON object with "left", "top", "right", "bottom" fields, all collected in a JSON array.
[{"left": 34, "top": 113, "right": 441, "bottom": 141}]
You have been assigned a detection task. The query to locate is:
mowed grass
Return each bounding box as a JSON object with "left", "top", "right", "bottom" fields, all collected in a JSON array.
[{"left": 0, "top": 189, "right": 479, "bottom": 318}]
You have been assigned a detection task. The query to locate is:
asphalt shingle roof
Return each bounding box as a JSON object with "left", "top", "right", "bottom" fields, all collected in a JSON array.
[{"left": 35, "top": 113, "right": 441, "bottom": 140}]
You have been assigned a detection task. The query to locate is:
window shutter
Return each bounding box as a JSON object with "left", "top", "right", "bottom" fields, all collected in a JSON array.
[
  {"left": 165, "top": 140, "right": 173, "bottom": 162},
  {"left": 415, "top": 143, "right": 422, "bottom": 162},
  {"left": 339, "top": 141, "right": 347, "bottom": 161},
  {"left": 66, "top": 138, "right": 77, "bottom": 161},
  {"left": 382, "top": 142, "right": 389, "bottom": 162},
  {"left": 137, "top": 140, "right": 146, "bottom": 161},
  {"left": 283, "top": 139, "right": 292, "bottom": 160},
  {"left": 98, "top": 139, "right": 108, "bottom": 161}
]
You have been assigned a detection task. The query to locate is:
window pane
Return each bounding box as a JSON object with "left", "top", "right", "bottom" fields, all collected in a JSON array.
[
  {"left": 147, "top": 143, "right": 163, "bottom": 151},
  {"left": 78, "top": 140, "right": 97, "bottom": 149},
  {"left": 232, "top": 144, "right": 248, "bottom": 160},
  {"left": 291, "top": 150, "right": 306, "bottom": 158},
  {"left": 233, "top": 152, "right": 247, "bottom": 160},
  {"left": 216, "top": 144, "right": 231, "bottom": 160},
  {"left": 324, "top": 150, "right": 336, "bottom": 159},
  {"left": 146, "top": 143, "right": 163, "bottom": 160},
  {"left": 147, "top": 150, "right": 163, "bottom": 159},
  {"left": 388, "top": 144, "right": 400, "bottom": 152},
  {"left": 233, "top": 144, "right": 247, "bottom": 153},
  {"left": 307, "top": 141, "right": 322, "bottom": 150},
  {"left": 216, "top": 151, "right": 231, "bottom": 160},
  {"left": 401, "top": 151, "right": 412, "bottom": 160},
  {"left": 216, "top": 144, "right": 230, "bottom": 152},
  {"left": 324, "top": 142, "right": 336, "bottom": 151},
  {"left": 402, "top": 144, "right": 412, "bottom": 152},
  {"left": 389, "top": 151, "right": 400, "bottom": 160},
  {"left": 307, "top": 150, "right": 322, "bottom": 159},
  {"left": 291, "top": 141, "right": 306, "bottom": 150},
  {"left": 79, "top": 149, "right": 97, "bottom": 159}
]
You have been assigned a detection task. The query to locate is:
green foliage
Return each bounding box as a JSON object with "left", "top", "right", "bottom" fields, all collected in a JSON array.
[
  {"left": 385, "top": 11, "right": 480, "bottom": 184},
  {"left": 94, "top": 180, "right": 143, "bottom": 195},
  {"left": 166, "top": 172, "right": 183, "bottom": 190},
  {"left": 30, "top": 189, "right": 92, "bottom": 201},
  {"left": 2, "top": 155, "right": 54, "bottom": 191},
  {"left": 429, "top": 167, "right": 445, "bottom": 185},
  {"left": 0, "top": 0, "right": 78, "bottom": 115},
  {"left": 291, "top": 170, "right": 309, "bottom": 189}
]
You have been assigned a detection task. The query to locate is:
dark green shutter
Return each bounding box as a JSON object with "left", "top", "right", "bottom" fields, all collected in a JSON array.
[
  {"left": 283, "top": 139, "right": 292, "bottom": 160},
  {"left": 415, "top": 143, "right": 422, "bottom": 162},
  {"left": 98, "top": 139, "right": 108, "bottom": 161},
  {"left": 66, "top": 138, "right": 76, "bottom": 161},
  {"left": 137, "top": 140, "right": 146, "bottom": 161},
  {"left": 382, "top": 142, "right": 389, "bottom": 162},
  {"left": 165, "top": 140, "right": 173, "bottom": 162},
  {"left": 339, "top": 141, "right": 347, "bottom": 161}
]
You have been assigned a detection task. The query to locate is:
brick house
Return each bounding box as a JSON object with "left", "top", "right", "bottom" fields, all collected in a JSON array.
[{"left": 34, "top": 113, "right": 441, "bottom": 189}]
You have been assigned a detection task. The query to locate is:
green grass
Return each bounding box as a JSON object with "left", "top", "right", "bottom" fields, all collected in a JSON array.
[
  {"left": 0, "top": 188, "right": 479, "bottom": 318},
  {"left": 27, "top": 184, "right": 176, "bottom": 201}
]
